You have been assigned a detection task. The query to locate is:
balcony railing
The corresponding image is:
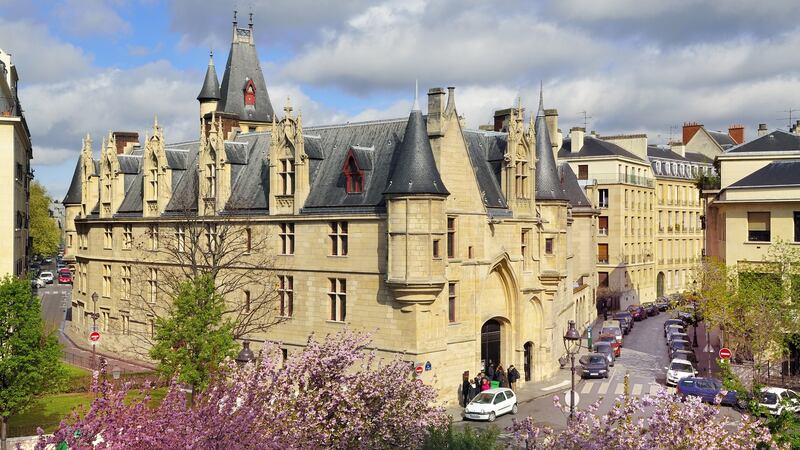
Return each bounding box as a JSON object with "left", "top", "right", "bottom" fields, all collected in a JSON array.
[
  {"left": 598, "top": 227, "right": 608, "bottom": 236},
  {"left": 593, "top": 173, "right": 655, "bottom": 188},
  {"left": 598, "top": 257, "right": 609, "bottom": 264}
]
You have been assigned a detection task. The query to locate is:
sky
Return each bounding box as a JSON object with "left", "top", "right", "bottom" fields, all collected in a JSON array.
[{"left": 3, "top": 0, "right": 800, "bottom": 199}]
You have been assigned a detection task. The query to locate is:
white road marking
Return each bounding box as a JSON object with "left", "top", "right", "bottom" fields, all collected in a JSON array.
[
  {"left": 632, "top": 384, "right": 643, "bottom": 396},
  {"left": 598, "top": 380, "right": 610, "bottom": 395},
  {"left": 614, "top": 383, "right": 625, "bottom": 395},
  {"left": 541, "top": 380, "right": 570, "bottom": 391},
  {"left": 649, "top": 384, "right": 661, "bottom": 395},
  {"left": 580, "top": 382, "right": 594, "bottom": 394}
]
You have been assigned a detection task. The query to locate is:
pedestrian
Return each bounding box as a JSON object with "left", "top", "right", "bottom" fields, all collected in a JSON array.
[
  {"left": 487, "top": 360, "right": 495, "bottom": 380},
  {"left": 508, "top": 365, "right": 520, "bottom": 391},
  {"left": 480, "top": 377, "right": 490, "bottom": 391},
  {"left": 497, "top": 365, "right": 508, "bottom": 388},
  {"left": 461, "top": 371, "right": 471, "bottom": 406}
]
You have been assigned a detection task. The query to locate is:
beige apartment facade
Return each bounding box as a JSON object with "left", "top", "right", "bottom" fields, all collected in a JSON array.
[
  {"left": 0, "top": 48, "right": 31, "bottom": 276},
  {"left": 61, "top": 17, "right": 598, "bottom": 403}
]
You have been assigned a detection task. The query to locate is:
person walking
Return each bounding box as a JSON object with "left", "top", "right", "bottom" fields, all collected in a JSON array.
[
  {"left": 497, "top": 365, "right": 508, "bottom": 388},
  {"left": 487, "top": 360, "right": 495, "bottom": 381},
  {"left": 461, "top": 371, "right": 471, "bottom": 407},
  {"left": 508, "top": 365, "right": 520, "bottom": 391}
]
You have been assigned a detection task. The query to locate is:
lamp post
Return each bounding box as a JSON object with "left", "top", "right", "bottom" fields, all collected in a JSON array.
[
  {"left": 691, "top": 282, "right": 699, "bottom": 348},
  {"left": 90, "top": 292, "right": 100, "bottom": 370},
  {"left": 563, "top": 320, "right": 582, "bottom": 421},
  {"left": 111, "top": 365, "right": 122, "bottom": 380},
  {"left": 236, "top": 340, "right": 255, "bottom": 366}
]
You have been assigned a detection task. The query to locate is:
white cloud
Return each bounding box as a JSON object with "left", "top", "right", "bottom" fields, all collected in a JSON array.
[
  {"left": 32, "top": 146, "right": 78, "bottom": 166},
  {"left": 54, "top": 0, "right": 131, "bottom": 36}
]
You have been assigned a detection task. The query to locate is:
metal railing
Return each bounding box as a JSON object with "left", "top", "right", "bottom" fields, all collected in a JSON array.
[{"left": 593, "top": 173, "right": 655, "bottom": 188}]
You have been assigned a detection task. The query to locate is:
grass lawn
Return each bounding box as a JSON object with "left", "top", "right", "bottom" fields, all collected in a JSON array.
[{"left": 8, "top": 388, "right": 168, "bottom": 438}]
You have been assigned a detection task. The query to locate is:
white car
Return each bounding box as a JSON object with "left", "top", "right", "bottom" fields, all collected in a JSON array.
[
  {"left": 39, "top": 271, "right": 54, "bottom": 284},
  {"left": 665, "top": 358, "right": 697, "bottom": 386},
  {"left": 464, "top": 388, "right": 518, "bottom": 422},
  {"left": 760, "top": 387, "right": 800, "bottom": 415}
]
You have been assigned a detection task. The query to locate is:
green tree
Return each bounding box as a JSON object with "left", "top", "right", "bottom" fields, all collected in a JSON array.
[
  {"left": 29, "top": 182, "right": 60, "bottom": 257},
  {"left": 0, "top": 276, "right": 64, "bottom": 450},
  {"left": 149, "top": 273, "right": 236, "bottom": 405}
]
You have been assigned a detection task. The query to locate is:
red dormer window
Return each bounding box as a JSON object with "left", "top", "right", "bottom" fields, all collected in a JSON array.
[
  {"left": 244, "top": 79, "right": 256, "bottom": 106},
  {"left": 343, "top": 152, "right": 364, "bottom": 194}
]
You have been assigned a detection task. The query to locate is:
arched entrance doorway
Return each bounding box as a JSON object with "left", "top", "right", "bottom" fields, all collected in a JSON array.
[
  {"left": 657, "top": 272, "right": 665, "bottom": 298},
  {"left": 481, "top": 319, "right": 502, "bottom": 371},
  {"left": 523, "top": 341, "right": 533, "bottom": 381}
]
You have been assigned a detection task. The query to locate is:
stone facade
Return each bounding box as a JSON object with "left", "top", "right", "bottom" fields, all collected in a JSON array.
[{"left": 61, "top": 16, "right": 598, "bottom": 403}]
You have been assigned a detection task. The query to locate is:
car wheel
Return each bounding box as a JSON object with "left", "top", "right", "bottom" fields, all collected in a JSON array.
[
  {"left": 604, "top": 372, "right": 609, "bottom": 379},
  {"left": 488, "top": 412, "right": 496, "bottom": 422},
  {"left": 512, "top": 404, "right": 518, "bottom": 415}
]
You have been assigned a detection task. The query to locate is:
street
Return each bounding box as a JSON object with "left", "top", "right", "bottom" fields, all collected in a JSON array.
[{"left": 460, "top": 311, "right": 740, "bottom": 434}]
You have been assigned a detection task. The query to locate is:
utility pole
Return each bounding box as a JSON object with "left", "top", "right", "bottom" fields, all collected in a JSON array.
[{"left": 90, "top": 292, "right": 99, "bottom": 370}]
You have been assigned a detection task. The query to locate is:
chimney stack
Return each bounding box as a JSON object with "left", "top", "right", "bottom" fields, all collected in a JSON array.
[
  {"left": 112, "top": 131, "right": 139, "bottom": 155},
  {"left": 670, "top": 141, "right": 686, "bottom": 158},
  {"left": 570, "top": 127, "right": 585, "bottom": 152},
  {"left": 682, "top": 122, "right": 703, "bottom": 144},
  {"left": 493, "top": 107, "right": 514, "bottom": 132},
  {"left": 728, "top": 124, "right": 744, "bottom": 144},
  {"left": 757, "top": 123, "right": 768, "bottom": 137},
  {"left": 427, "top": 87, "right": 445, "bottom": 137}
]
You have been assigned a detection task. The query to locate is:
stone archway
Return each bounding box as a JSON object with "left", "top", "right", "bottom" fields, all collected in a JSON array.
[{"left": 481, "top": 319, "right": 502, "bottom": 371}]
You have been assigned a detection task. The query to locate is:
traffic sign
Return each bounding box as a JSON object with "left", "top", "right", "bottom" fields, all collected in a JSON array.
[
  {"left": 564, "top": 390, "right": 580, "bottom": 408},
  {"left": 89, "top": 331, "right": 101, "bottom": 343},
  {"left": 719, "top": 347, "right": 732, "bottom": 359},
  {"left": 424, "top": 361, "right": 432, "bottom": 371},
  {"left": 414, "top": 365, "right": 424, "bottom": 375}
]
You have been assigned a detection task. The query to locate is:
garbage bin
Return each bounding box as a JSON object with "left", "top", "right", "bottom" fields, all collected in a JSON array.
[{"left": 490, "top": 380, "right": 500, "bottom": 389}]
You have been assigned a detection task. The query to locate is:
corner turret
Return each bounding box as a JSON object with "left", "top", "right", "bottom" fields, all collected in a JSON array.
[{"left": 197, "top": 51, "right": 220, "bottom": 118}]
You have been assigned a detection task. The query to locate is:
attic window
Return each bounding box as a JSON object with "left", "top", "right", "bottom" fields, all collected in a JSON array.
[
  {"left": 344, "top": 154, "right": 364, "bottom": 194},
  {"left": 243, "top": 79, "right": 256, "bottom": 107}
]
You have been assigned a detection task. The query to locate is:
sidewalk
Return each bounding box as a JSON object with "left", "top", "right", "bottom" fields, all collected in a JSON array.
[{"left": 692, "top": 320, "right": 722, "bottom": 377}]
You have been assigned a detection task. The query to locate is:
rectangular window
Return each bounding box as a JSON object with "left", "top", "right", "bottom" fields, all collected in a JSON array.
[
  {"left": 447, "top": 217, "right": 456, "bottom": 259},
  {"left": 598, "top": 271, "right": 609, "bottom": 288},
  {"left": 598, "top": 244, "right": 609, "bottom": 264},
  {"left": 521, "top": 229, "right": 530, "bottom": 271},
  {"left": 328, "top": 278, "right": 346, "bottom": 322},
  {"left": 104, "top": 225, "right": 113, "bottom": 249},
  {"left": 448, "top": 282, "right": 457, "bottom": 323},
  {"left": 122, "top": 224, "right": 132, "bottom": 250},
  {"left": 206, "top": 162, "right": 216, "bottom": 198},
  {"left": 279, "top": 159, "right": 295, "bottom": 195},
  {"left": 244, "top": 290, "right": 251, "bottom": 312},
  {"left": 578, "top": 164, "right": 588, "bottom": 180},
  {"left": 598, "top": 216, "right": 608, "bottom": 236},
  {"left": 121, "top": 265, "right": 131, "bottom": 301},
  {"left": 102, "top": 264, "right": 112, "bottom": 297},
  {"left": 148, "top": 268, "right": 158, "bottom": 303},
  {"left": 279, "top": 223, "right": 295, "bottom": 255},
  {"left": 329, "top": 222, "right": 348, "bottom": 256},
  {"left": 175, "top": 225, "right": 186, "bottom": 253},
  {"left": 598, "top": 189, "right": 609, "bottom": 208},
  {"left": 433, "top": 239, "right": 441, "bottom": 259},
  {"left": 747, "top": 212, "right": 771, "bottom": 242},
  {"left": 515, "top": 160, "right": 529, "bottom": 198},
  {"left": 795, "top": 212, "right": 800, "bottom": 242},
  {"left": 101, "top": 310, "right": 110, "bottom": 332},
  {"left": 279, "top": 275, "right": 294, "bottom": 317},
  {"left": 121, "top": 314, "right": 130, "bottom": 335},
  {"left": 148, "top": 225, "right": 159, "bottom": 251},
  {"left": 545, "top": 238, "right": 554, "bottom": 255},
  {"left": 205, "top": 223, "right": 218, "bottom": 252},
  {"left": 245, "top": 227, "right": 252, "bottom": 253}
]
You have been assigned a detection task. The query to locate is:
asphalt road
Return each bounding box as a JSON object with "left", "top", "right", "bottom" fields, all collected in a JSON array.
[{"left": 461, "top": 311, "right": 741, "bottom": 435}]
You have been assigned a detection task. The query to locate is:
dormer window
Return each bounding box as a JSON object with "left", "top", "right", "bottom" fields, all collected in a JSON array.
[
  {"left": 344, "top": 154, "right": 364, "bottom": 194},
  {"left": 243, "top": 79, "right": 256, "bottom": 107}
]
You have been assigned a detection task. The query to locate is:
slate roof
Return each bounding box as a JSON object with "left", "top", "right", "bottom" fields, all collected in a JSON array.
[
  {"left": 226, "top": 134, "right": 268, "bottom": 211},
  {"left": 117, "top": 155, "right": 141, "bottom": 174},
  {"left": 197, "top": 56, "right": 221, "bottom": 101},
  {"left": 462, "top": 130, "right": 509, "bottom": 209},
  {"left": 63, "top": 159, "right": 83, "bottom": 204},
  {"left": 558, "top": 136, "right": 644, "bottom": 161},
  {"left": 217, "top": 28, "right": 274, "bottom": 122},
  {"left": 384, "top": 109, "right": 449, "bottom": 196},
  {"left": 647, "top": 145, "right": 687, "bottom": 161},
  {"left": 534, "top": 93, "right": 567, "bottom": 201},
  {"left": 558, "top": 163, "right": 591, "bottom": 208},
  {"left": 708, "top": 131, "right": 736, "bottom": 149},
  {"left": 728, "top": 160, "right": 800, "bottom": 188},
  {"left": 165, "top": 149, "right": 189, "bottom": 169},
  {"left": 726, "top": 130, "right": 800, "bottom": 154},
  {"left": 684, "top": 152, "right": 714, "bottom": 164}
]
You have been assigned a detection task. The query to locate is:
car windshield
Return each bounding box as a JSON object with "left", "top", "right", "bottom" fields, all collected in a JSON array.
[
  {"left": 588, "top": 355, "right": 605, "bottom": 364},
  {"left": 471, "top": 393, "right": 495, "bottom": 404},
  {"left": 671, "top": 362, "right": 693, "bottom": 372},
  {"left": 761, "top": 392, "right": 779, "bottom": 405},
  {"left": 598, "top": 335, "right": 615, "bottom": 342},
  {"left": 601, "top": 328, "right": 618, "bottom": 335},
  {"left": 594, "top": 345, "right": 611, "bottom": 353},
  {"left": 672, "top": 341, "right": 689, "bottom": 349}
]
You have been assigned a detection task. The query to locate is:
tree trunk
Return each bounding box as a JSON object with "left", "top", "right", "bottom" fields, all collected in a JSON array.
[
  {"left": 189, "top": 384, "right": 195, "bottom": 408},
  {"left": 1, "top": 416, "right": 8, "bottom": 450}
]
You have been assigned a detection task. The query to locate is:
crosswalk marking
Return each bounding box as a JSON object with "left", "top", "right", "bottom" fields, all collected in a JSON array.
[
  {"left": 577, "top": 379, "right": 668, "bottom": 398},
  {"left": 614, "top": 383, "right": 625, "bottom": 395},
  {"left": 580, "top": 383, "right": 593, "bottom": 394},
  {"left": 598, "top": 381, "right": 610, "bottom": 395},
  {"left": 649, "top": 384, "right": 660, "bottom": 395},
  {"left": 632, "top": 384, "right": 642, "bottom": 396}
]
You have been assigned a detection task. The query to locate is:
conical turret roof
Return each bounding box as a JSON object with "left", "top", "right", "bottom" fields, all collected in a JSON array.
[
  {"left": 534, "top": 89, "right": 567, "bottom": 201},
  {"left": 384, "top": 101, "right": 448, "bottom": 196},
  {"left": 197, "top": 53, "right": 221, "bottom": 101}
]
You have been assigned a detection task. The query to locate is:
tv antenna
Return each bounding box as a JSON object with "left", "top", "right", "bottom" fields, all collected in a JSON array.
[
  {"left": 778, "top": 108, "right": 799, "bottom": 129},
  {"left": 577, "top": 110, "right": 592, "bottom": 129}
]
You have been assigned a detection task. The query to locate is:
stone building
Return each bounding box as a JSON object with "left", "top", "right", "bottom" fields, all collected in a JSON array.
[
  {"left": 0, "top": 48, "right": 31, "bottom": 276},
  {"left": 61, "top": 16, "right": 598, "bottom": 402}
]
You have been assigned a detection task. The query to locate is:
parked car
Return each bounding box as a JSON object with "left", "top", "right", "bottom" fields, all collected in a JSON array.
[
  {"left": 672, "top": 349, "right": 698, "bottom": 365},
  {"left": 464, "top": 388, "right": 518, "bottom": 422},
  {"left": 663, "top": 319, "right": 685, "bottom": 337},
  {"left": 58, "top": 269, "right": 73, "bottom": 284},
  {"left": 601, "top": 325, "right": 623, "bottom": 347},
  {"left": 667, "top": 331, "right": 691, "bottom": 346},
  {"left": 642, "top": 303, "right": 659, "bottom": 316},
  {"left": 593, "top": 343, "right": 616, "bottom": 367},
  {"left": 613, "top": 312, "right": 634, "bottom": 333},
  {"left": 579, "top": 353, "right": 610, "bottom": 379},
  {"left": 38, "top": 271, "right": 54, "bottom": 284},
  {"left": 31, "top": 278, "right": 45, "bottom": 289},
  {"left": 655, "top": 297, "right": 671, "bottom": 311},
  {"left": 665, "top": 358, "right": 697, "bottom": 386},
  {"left": 43, "top": 257, "right": 53, "bottom": 264},
  {"left": 677, "top": 377, "right": 740, "bottom": 407},
  {"left": 669, "top": 340, "right": 692, "bottom": 360},
  {"left": 627, "top": 305, "right": 646, "bottom": 321},
  {"left": 759, "top": 387, "right": 800, "bottom": 416},
  {"left": 596, "top": 333, "right": 621, "bottom": 356}
]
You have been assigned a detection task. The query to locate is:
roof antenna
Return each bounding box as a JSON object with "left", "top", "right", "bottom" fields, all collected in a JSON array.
[
  {"left": 412, "top": 79, "right": 419, "bottom": 111},
  {"left": 233, "top": 10, "right": 238, "bottom": 27},
  {"left": 249, "top": 8, "right": 253, "bottom": 29}
]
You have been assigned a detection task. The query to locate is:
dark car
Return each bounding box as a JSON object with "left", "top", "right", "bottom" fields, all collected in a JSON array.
[
  {"left": 593, "top": 343, "right": 616, "bottom": 367},
  {"left": 677, "top": 377, "right": 741, "bottom": 407},
  {"left": 672, "top": 349, "right": 698, "bottom": 365},
  {"left": 613, "top": 312, "right": 634, "bottom": 333},
  {"left": 627, "top": 305, "right": 646, "bottom": 321},
  {"left": 655, "top": 297, "right": 671, "bottom": 311},
  {"left": 642, "top": 303, "right": 659, "bottom": 316},
  {"left": 663, "top": 319, "right": 684, "bottom": 337},
  {"left": 669, "top": 340, "right": 692, "bottom": 359},
  {"left": 667, "top": 331, "right": 691, "bottom": 346},
  {"left": 43, "top": 257, "right": 53, "bottom": 264},
  {"left": 596, "top": 334, "right": 621, "bottom": 357},
  {"left": 579, "top": 353, "right": 610, "bottom": 379}
]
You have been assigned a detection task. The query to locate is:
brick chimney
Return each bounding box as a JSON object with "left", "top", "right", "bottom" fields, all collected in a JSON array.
[
  {"left": 682, "top": 122, "right": 703, "bottom": 144},
  {"left": 203, "top": 111, "right": 240, "bottom": 140},
  {"left": 112, "top": 131, "right": 139, "bottom": 155},
  {"left": 728, "top": 124, "right": 744, "bottom": 144}
]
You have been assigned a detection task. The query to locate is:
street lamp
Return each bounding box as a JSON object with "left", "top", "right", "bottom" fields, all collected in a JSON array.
[
  {"left": 563, "top": 320, "right": 582, "bottom": 421},
  {"left": 90, "top": 292, "right": 100, "bottom": 370},
  {"left": 111, "top": 366, "right": 122, "bottom": 380},
  {"left": 236, "top": 340, "right": 254, "bottom": 366}
]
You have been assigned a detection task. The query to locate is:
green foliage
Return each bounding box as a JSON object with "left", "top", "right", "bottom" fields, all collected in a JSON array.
[
  {"left": 0, "top": 276, "right": 65, "bottom": 426},
  {"left": 29, "top": 181, "right": 61, "bottom": 257},
  {"left": 149, "top": 273, "right": 236, "bottom": 393},
  {"left": 422, "top": 423, "right": 503, "bottom": 450}
]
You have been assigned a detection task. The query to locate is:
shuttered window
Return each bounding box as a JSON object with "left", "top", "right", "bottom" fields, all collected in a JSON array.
[
  {"left": 598, "top": 244, "right": 609, "bottom": 264},
  {"left": 747, "top": 212, "right": 770, "bottom": 242}
]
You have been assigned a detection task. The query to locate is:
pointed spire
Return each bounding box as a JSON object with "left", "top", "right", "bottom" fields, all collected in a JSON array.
[
  {"left": 197, "top": 50, "right": 221, "bottom": 101},
  {"left": 537, "top": 81, "right": 544, "bottom": 116},
  {"left": 412, "top": 79, "right": 420, "bottom": 111},
  {"left": 233, "top": 10, "right": 238, "bottom": 27},
  {"left": 534, "top": 85, "right": 566, "bottom": 201}
]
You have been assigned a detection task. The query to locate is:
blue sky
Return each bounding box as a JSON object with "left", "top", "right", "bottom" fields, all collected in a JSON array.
[{"left": 3, "top": 0, "right": 800, "bottom": 199}]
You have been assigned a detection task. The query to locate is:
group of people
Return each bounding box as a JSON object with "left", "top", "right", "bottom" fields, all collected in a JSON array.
[{"left": 461, "top": 360, "right": 520, "bottom": 406}]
